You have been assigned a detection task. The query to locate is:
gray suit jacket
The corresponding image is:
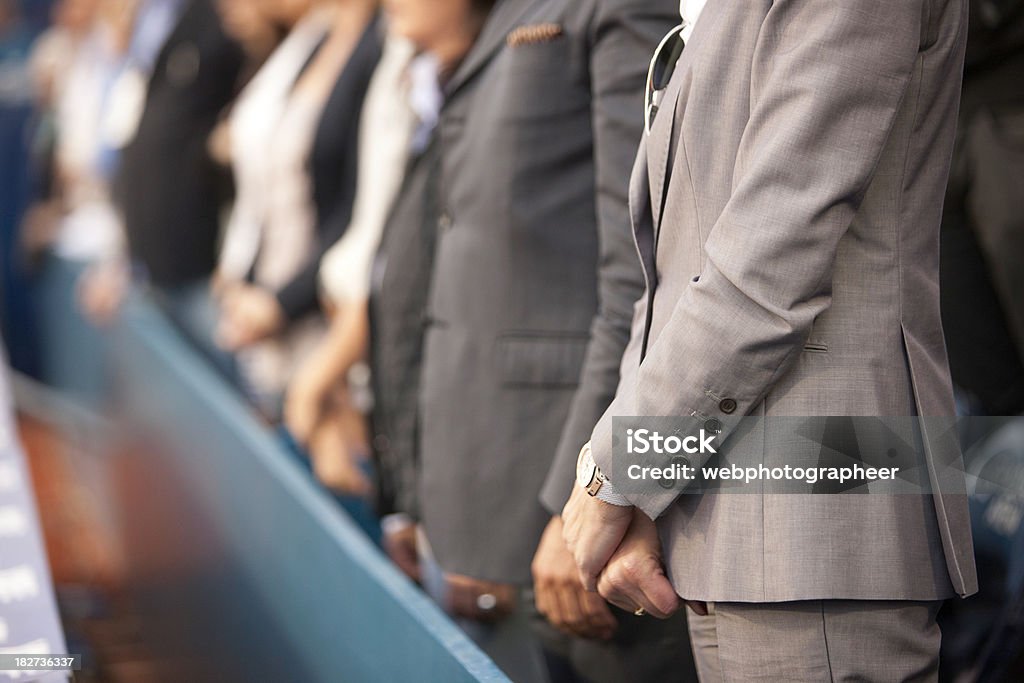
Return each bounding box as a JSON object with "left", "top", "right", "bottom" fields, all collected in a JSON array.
[
  {"left": 418, "top": 0, "right": 677, "bottom": 582},
  {"left": 589, "top": 0, "right": 979, "bottom": 601}
]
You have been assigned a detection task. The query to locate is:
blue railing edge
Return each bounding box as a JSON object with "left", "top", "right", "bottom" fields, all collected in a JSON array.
[{"left": 117, "top": 294, "right": 509, "bottom": 682}]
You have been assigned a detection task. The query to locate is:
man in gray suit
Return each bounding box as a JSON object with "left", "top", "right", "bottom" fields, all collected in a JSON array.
[
  {"left": 562, "top": 0, "right": 979, "bottom": 679},
  {"left": 416, "top": 0, "right": 696, "bottom": 678}
]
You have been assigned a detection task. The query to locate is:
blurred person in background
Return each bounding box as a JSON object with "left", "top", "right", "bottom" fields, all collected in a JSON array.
[
  {"left": 938, "top": 1, "right": 1024, "bottom": 679},
  {"left": 939, "top": 0, "right": 1024, "bottom": 419},
  {"left": 23, "top": 0, "right": 134, "bottom": 267},
  {"left": 24, "top": 0, "right": 104, "bottom": 235},
  {"left": 77, "top": 0, "right": 243, "bottom": 371},
  {"left": 210, "top": 0, "right": 329, "bottom": 398},
  {"left": 17, "top": 0, "right": 135, "bottom": 396},
  {"left": 213, "top": 0, "right": 382, "bottom": 416},
  {"left": 405, "top": 0, "right": 695, "bottom": 679},
  {"left": 281, "top": 23, "right": 420, "bottom": 499},
  {"left": 205, "top": 0, "right": 286, "bottom": 199},
  {"left": 282, "top": 0, "right": 486, "bottom": 554}
]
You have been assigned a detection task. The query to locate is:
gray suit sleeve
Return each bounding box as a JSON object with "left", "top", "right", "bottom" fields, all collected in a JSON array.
[
  {"left": 538, "top": 0, "right": 674, "bottom": 514},
  {"left": 590, "top": 0, "right": 948, "bottom": 519}
]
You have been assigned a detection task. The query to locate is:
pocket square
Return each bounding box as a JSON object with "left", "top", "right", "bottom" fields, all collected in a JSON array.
[{"left": 506, "top": 23, "right": 564, "bottom": 47}]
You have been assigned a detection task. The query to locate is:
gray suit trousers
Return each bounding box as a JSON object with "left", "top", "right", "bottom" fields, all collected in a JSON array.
[{"left": 687, "top": 601, "right": 942, "bottom": 682}]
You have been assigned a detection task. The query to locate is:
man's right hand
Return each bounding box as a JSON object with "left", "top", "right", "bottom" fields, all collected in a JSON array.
[
  {"left": 532, "top": 516, "right": 618, "bottom": 640},
  {"left": 382, "top": 519, "right": 421, "bottom": 583}
]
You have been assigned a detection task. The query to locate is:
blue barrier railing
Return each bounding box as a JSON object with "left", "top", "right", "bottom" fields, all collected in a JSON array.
[{"left": 106, "top": 294, "right": 508, "bottom": 682}]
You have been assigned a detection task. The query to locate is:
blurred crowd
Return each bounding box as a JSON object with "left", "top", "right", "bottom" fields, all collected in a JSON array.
[{"left": 1, "top": 0, "right": 1023, "bottom": 681}]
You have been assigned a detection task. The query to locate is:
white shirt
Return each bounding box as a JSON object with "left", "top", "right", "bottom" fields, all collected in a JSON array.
[
  {"left": 319, "top": 36, "right": 425, "bottom": 304},
  {"left": 50, "top": 26, "right": 126, "bottom": 261},
  {"left": 680, "top": 0, "right": 707, "bottom": 43},
  {"left": 218, "top": 10, "right": 333, "bottom": 281}
]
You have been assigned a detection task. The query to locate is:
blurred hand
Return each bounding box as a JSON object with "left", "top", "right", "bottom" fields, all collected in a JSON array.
[
  {"left": 208, "top": 119, "right": 233, "bottom": 167},
  {"left": 561, "top": 484, "right": 632, "bottom": 592},
  {"left": 532, "top": 516, "right": 617, "bottom": 640},
  {"left": 307, "top": 407, "right": 371, "bottom": 497},
  {"left": 445, "top": 573, "right": 518, "bottom": 622},
  {"left": 216, "top": 283, "right": 284, "bottom": 350},
  {"left": 284, "top": 351, "right": 334, "bottom": 445},
  {"left": 596, "top": 510, "right": 692, "bottom": 619},
  {"left": 210, "top": 270, "right": 232, "bottom": 299},
  {"left": 78, "top": 261, "right": 129, "bottom": 326},
  {"left": 19, "top": 201, "right": 62, "bottom": 258},
  {"left": 383, "top": 521, "right": 421, "bottom": 582}
]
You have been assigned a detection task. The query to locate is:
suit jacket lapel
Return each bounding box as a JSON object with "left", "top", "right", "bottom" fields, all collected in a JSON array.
[
  {"left": 629, "top": 136, "right": 650, "bottom": 234},
  {"left": 629, "top": 136, "right": 658, "bottom": 362},
  {"left": 646, "top": 75, "right": 680, "bottom": 232},
  {"left": 444, "top": 0, "right": 547, "bottom": 98},
  {"left": 645, "top": 3, "right": 724, "bottom": 237},
  {"left": 630, "top": 136, "right": 656, "bottom": 285}
]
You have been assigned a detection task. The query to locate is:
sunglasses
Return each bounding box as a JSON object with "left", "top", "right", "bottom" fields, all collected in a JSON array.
[{"left": 645, "top": 23, "right": 687, "bottom": 136}]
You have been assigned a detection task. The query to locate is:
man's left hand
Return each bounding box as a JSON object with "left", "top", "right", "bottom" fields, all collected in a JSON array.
[{"left": 561, "top": 484, "right": 633, "bottom": 592}]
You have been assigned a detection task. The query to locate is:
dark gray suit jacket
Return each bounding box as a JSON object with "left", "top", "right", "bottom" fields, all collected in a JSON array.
[
  {"left": 418, "top": 0, "right": 677, "bottom": 582},
  {"left": 369, "top": 140, "right": 440, "bottom": 519}
]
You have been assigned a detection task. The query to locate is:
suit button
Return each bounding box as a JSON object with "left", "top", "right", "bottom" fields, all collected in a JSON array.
[
  {"left": 719, "top": 398, "right": 737, "bottom": 414},
  {"left": 704, "top": 418, "right": 723, "bottom": 435},
  {"left": 438, "top": 211, "right": 452, "bottom": 232},
  {"left": 660, "top": 456, "right": 690, "bottom": 490}
]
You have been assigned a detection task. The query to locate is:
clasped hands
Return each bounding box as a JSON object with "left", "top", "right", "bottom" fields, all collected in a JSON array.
[
  {"left": 560, "top": 485, "right": 706, "bottom": 619},
  {"left": 391, "top": 487, "right": 703, "bottom": 637}
]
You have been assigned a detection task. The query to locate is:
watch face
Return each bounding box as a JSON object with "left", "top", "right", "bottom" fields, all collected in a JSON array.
[{"left": 577, "top": 458, "right": 597, "bottom": 489}]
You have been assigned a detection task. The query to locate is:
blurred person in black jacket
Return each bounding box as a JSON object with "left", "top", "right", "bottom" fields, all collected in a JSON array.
[
  {"left": 940, "top": 0, "right": 1024, "bottom": 417},
  {"left": 939, "top": 2, "right": 1024, "bottom": 680},
  {"left": 78, "top": 0, "right": 243, "bottom": 369}
]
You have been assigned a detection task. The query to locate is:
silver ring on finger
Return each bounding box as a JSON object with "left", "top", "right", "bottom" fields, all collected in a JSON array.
[{"left": 477, "top": 593, "right": 498, "bottom": 612}]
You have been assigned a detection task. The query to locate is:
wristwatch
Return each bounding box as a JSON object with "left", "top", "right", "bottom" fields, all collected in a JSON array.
[{"left": 576, "top": 442, "right": 631, "bottom": 506}]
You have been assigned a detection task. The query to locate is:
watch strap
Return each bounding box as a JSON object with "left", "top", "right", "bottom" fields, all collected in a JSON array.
[
  {"left": 594, "top": 476, "right": 631, "bottom": 506},
  {"left": 577, "top": 445, "right": 631, "bottom": 506}
]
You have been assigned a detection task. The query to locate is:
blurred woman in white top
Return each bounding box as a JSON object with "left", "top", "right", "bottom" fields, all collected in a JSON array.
[
  {"left": 25, "top": 0, "right": 135, "bottom": 264},
  {"left": 282, "top": 31, "right": 419, "bottom": 495},
  {"left": 282, "top": 0, "right": 484, "bottom": 503},
  {"left": 214, "top": 0, "right": 382, "bottom": 414}
]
